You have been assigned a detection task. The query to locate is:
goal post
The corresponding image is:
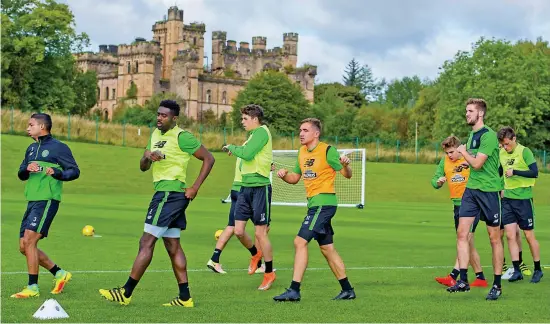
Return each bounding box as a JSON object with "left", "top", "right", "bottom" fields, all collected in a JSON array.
[{"left": 221, "top": 148, "right": 366, "bottom": 209}]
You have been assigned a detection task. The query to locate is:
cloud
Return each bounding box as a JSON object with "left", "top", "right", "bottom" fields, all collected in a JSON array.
[{"left": 64, "top": 0, "right": 550, "bottom": 83}]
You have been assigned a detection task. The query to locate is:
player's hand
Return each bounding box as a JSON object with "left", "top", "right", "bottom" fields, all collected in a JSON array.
[
  {"left": 457, "top": 144, "right": 467, "bottom": 154},
  {"left": 45, "top": 167, "right": 55, "bottom": 176},
  {"left": 500, "top": 190, "right": 504, "bottom": 198},
  {"left": 185, "top": 186, "right": 198, "bottom": 200},
  {"left": 277, "top": 169, "right": 288, "bottom": 178},
  {"left": 436, "top": 176, "right": 446, "bottom": 186},
  {"left": 339, "top": 155, "right": 350, "bottom": 167},
  {"left": 222, "top": 145, "right": 232, "bottom": 156},
  {"left": 150, "top": 150, "right": 164, "bottom": 161},
  {"left": 27, "top": 162, "right": 41, "bottom": 172},
  {"left": 505, "top": 168, "right": 514, "bottom": 178}
]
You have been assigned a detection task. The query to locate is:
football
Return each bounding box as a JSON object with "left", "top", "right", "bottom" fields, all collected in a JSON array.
[
  {"left": 82, "top": 225, "right": 95, "bottom": 236},
  {"left": 215, "top": 229, "right": 223, "bottom": 240}
]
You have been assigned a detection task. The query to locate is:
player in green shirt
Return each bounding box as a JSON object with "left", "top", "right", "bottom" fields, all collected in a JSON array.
[
  {"left": 497, "top": 126, "right": 543, "bottom": 283},
  {"left": 99, "top": 100, "right": 215, "bottom": 307},
  {"left": 448, "top": 98, "right": 504, "bottom": 300},
  {"left": 223, "top": 104, "right": 276, "bottom": 291}
]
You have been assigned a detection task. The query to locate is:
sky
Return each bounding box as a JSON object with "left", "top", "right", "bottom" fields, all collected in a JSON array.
[{"left": 63, "top": 0, "right": 550, "bottom": 83}]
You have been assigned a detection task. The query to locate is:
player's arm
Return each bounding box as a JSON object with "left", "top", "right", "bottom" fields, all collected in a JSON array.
[
  {"left": 509, "top": 148, "right": 538, "bottom": 178},
  {"left": 458, "top": 132, "right": 497, "bottom": 170},
  {"left": 226, "top": 128, "right": 268, "bottom": 161},
  {"left": 180, "top": 132, "right": 215, "bottom": 199},
  {"left": 50, "top": 144, "right": 80, "bottom": 181},
  {"left": 18, "top": 147, "right": 31, "bottom": 181},
  {"left": 140, "top": 136, "right": 162, "bottom": 171},
  {"left": 430, "top": 158, "right": 446, "bottom": 189},
  {"left": 327, "top": 147, "right": 351, "bottom": 179}
]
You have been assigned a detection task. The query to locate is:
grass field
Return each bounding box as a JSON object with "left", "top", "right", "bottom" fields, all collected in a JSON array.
[{"left": 1, "top": 134, "right": 549, "bottom": 323}]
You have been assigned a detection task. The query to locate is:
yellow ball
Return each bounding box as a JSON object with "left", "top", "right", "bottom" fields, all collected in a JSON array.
[
  {"left": 82, "top": 225, "right": 95, "bottom": 236},
  {"left": 214, "top": 229, "right": 223, "bottom": 240}
]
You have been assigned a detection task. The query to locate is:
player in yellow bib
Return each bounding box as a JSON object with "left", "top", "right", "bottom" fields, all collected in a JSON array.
[
  {"left": 497, "top": 126, "right": 543, "bottom": 283},
  {"left": 273, "top": 118, "right": 355, "bottom": 302},
  {"left": 431, "top": 136, "right": 487, "bottom": 288},
  {"left": 223, "top": 104, "right": 276, "bottom": 290},
  {"left": 99, "top": 100, "right": 215, "bottom": 307}
]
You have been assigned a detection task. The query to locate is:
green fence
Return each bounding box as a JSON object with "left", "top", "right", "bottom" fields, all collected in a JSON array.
[{"left": 2, "top": 108, "right": 548, "bottom": 171}]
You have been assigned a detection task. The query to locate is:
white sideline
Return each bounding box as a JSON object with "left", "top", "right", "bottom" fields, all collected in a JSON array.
[{"left": 4, "top": 264, "right": 540, "bottom": 275}]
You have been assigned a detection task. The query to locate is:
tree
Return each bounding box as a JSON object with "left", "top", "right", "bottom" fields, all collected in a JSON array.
[
  {"left": 435, "top": 37, "right": 550, "bottom": 149},
  {"left": 231, "top": 71, "right": 310, "bottom": 134},
  {"left": 126, "top": 81, "right": 138, "bottom": 99},
  {"left": 342, "top": 58, "right": 381, "bottom": 101},
  {"left": 71, "top": 70, "right": 97, "bottom": 115},
  {"left": 342, "top": 58, "right": 362, "bottom": 88},
  {"left": 310, "top": 86, "right": 357, "bottom": 137},
  {"left": 384, "top": 76, "right": 425, "bottom": 109},
  {"left": 1, "top": 0, "right": 92, "bottom": 114},
  {"left": 314, "top": 82, "right": 367, "bottom": 108}
]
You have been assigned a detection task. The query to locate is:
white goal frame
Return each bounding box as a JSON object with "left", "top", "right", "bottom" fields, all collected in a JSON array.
[{"left": 221, "top": 148, "right": 365, "bottom": 209}]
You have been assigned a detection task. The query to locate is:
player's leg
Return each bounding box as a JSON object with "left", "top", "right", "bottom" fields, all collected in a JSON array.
[
  {"left": 252, "top": 185, "right": 275, "bottom": 290},
  {"left": 468, "top": 215, "right": 487, "bottom": 287},
  {"left": 501, "top": 198, "right": 523, "bottom": 282},
  {"left": 517, "top": 199, "right": 543, "bottom": 283},
  {"left": 162, "top": 233, "right": 194, "bottom": 307},
  {"left": 233, "top": 187, "right": 262, "bottom": 274},
  {"left": 478, "top": 191, "right": 504, "bottom": 300},
  {"left": 448, "top": 189, "right": 478, "bottom": 293},
  {"left": 436, "top": 205, "right": 462, "bottom": 287},
  {"left": 208, "top": 191, "right": 238, "bottom": 273}
]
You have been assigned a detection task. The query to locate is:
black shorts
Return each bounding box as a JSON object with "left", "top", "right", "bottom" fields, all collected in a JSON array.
[
  {"left": 234, "top": 185, "right": 272, "bottom": 226},
  {"left": 297, "top": 205, "right": 336, "bottom": 246},
  {"left": 459, "top": 188, "right": 501, "bottom": 227},
  {"left": 501, "top": 198, "right": 535, "bottom": 230},
  {"left": 454, "top": 205, "right": 479, "bottom": 233},
  {"left": 145, "top": 191, "right": 190, "bottom": 230},
  {"left": 227, "top": 190, "right": 239, "bottom": 227},
  {"left": 20, "top": 200, "right": 60, "bottom": 239}
]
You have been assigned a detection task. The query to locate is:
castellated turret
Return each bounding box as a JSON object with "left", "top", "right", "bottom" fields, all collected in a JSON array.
[
  {"left": 252, "top": 36, "right": 267, "bottom": 51},
  {"left": 283, "top": 32, "right": 298, "bottom": 67},
  {"left": 212, "top": 31, "right": 227, "bottom": 70}
]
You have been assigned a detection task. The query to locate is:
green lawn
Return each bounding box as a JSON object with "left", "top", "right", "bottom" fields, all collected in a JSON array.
[{"left": 2, "top": 134, "right": 549, "bottom": 323}]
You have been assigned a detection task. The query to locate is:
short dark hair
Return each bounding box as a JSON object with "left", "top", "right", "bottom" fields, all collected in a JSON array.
[
  {"left": 441, "top": 135, "right": 460, "bottom": 150},
  {"left": 466, "top": 98, "right": 487, "bottom": 115},
  {"left": 240, "top": 104, "right": 264, "bottom": 122},
  {"left": 301, "top": 118, "right": 322, "bottom": 134},
  {"left": 497, "top": 126, "right": 516, "bottom": 142},
  {"left": 30, "top": 113, "right": 52, "bottom": 132},
  {"left": 159, "top": 100, "right": 180, "bottom": 116}
]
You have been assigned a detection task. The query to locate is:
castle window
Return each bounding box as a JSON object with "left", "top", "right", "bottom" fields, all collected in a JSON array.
[
  {"left": 103, "top": 109, "right": 108, "bottom": 121},
  {"left": 105, "top": 87, "right": 109, "bottom": 100},
  {"left": 127, "top": 61, "right": 131, "bottom": 74},
  {"left": 112, "top": 88, "right": 116, "bottom": 99},
  {"left": 193, "top": 37, "right": 197, "bottom": 45},
  {"left": 206, "top": 89, "right": 211, "bottom": 103},
  {"left": 135, "top": 61, "right": 139, "bottom": 73},
  {"left": 222, "top": 91, "right": 227, "bottom": 104}
]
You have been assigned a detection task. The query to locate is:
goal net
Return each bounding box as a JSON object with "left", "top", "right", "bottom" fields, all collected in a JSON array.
[{"left": 222, "top": 148, "right": 365, "bottom": 208}]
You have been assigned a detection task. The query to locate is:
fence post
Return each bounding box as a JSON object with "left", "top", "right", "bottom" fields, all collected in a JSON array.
[
  {"left": 376, "top": 139, "right": 380, "bottom": 162},
  {"left": 396, "top": 140, "right": 400, "bottom": 163},
  {"left": 355, "top": 137, "right": 359, "bottom": 149},
  {"left": 67, "top": 113, "right": 71, "bottom": 140},
  {"left": 223, "top": 127, "right": 227, "bottom": 145},
  {"left": 95, "top": 116, "right": 99, "bottom": 144},
  {"left": 291, "top": 132, "right": 294, "bottom": 150},
  {"left": 335, "top": 136, "right": 338, "bottom": 146},
  {"left": 10, "top": 107, "right": 14, "bottom": 134},
  {"left": 544, "top": 150, "right": 547, "bottom": 172},
  {"left": 122, "top": 120, "right": 126, "bottom": 147},
  {"left": 415, "top": 140, "right": 419, "bottom": 164}
]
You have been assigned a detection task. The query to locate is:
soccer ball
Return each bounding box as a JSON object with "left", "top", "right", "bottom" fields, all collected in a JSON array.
[
  {"left": 82, "top": 225, "right": 95, "bottom": 236},
  {"left": 214, "top": 229, "right": 223, "bottom": 241}
]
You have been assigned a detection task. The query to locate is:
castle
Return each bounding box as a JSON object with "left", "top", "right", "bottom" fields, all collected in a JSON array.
[{"left": 75, "top": 6, "right": 317, "bottom": 121}]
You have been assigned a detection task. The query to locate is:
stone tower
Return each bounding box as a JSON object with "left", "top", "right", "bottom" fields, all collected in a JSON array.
[
  {"left": 211, "top": 31, "right": 227, "bottom": 71},
  {"left": 152, "top": 6, "right": 184, "bottom": 80},
  {"left": 117, "top": 39, "right": 162, "bottom": 105},
  {"left": 283, "top": 32, "right": 298, "bottom": 68}
]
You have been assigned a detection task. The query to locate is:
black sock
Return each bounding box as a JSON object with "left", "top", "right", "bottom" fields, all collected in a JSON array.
[
  {"left": 459, "top": 269, "right": 468, "bottom": 282},
  {"left": 534, "top": 260, "right": 541, "bottom": 271},
  {"left": 450, "top": 268, "right": 459, "bottom": 280},
  {"left": 28, "top": 274, "right": 38, "bottom": 286},
  {"left": 290, "top": 280, "right": 301, "bottom": 291},
  {"left": 338, "top": 277, "right": 353, "bottom": 291},
  {"left": 257, "top": 259, "right": 262, "bottom": 268},
  {"left": 211, "top": 249, "right": 222, "bottom": 263},
  {"left": 512, "top": 260, "right": 521, "bottom": 272},
  {"left": 122, "top": 276, "right": 139, "bottom": 298},
  {"left": 519, "top": 251, "right": 523, "bottom": 263},
  {"left": 248, "top": 245, "right": 258, "bottom": 256},
  {"left": 178, "top": 282, "right": 190, "bottom": 301},
  {"left": 49, "top": 264, "right": 61, "bottom": 276},
  {"left": 493, "top": 274, "right": 502, "bottom": 288},
  {"left": 265, "top": 261, "right": 273, "bottom": 273},
  {"left": 475, "top": 272, "right": 485, "bottom": 280}
]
